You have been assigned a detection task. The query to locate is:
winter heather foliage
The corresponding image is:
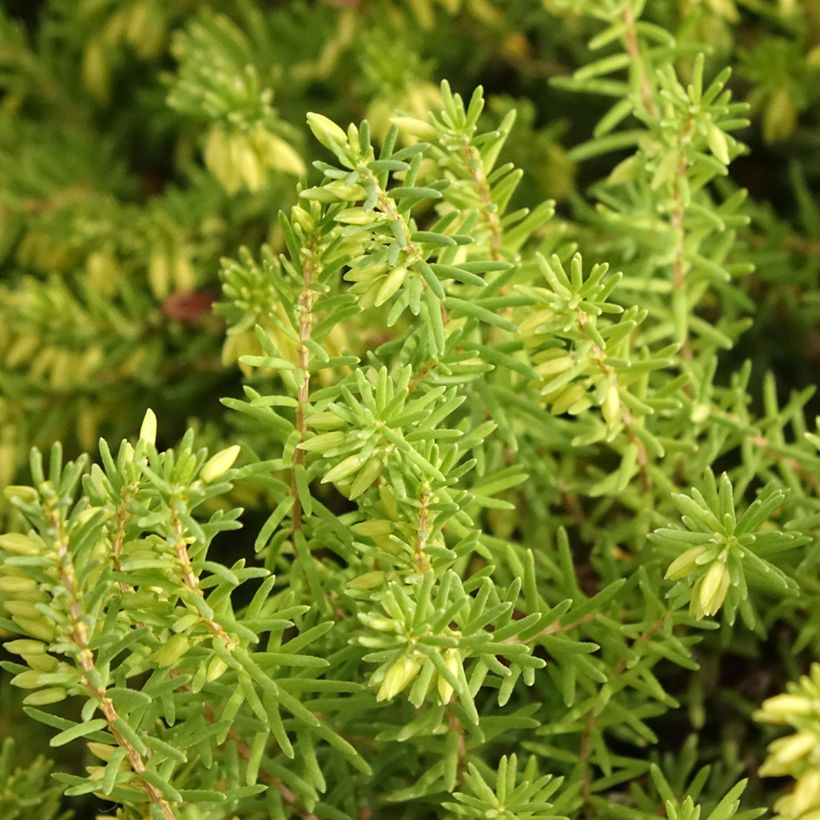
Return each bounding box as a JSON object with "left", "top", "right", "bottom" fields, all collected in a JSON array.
[{"left": 0, "top": 1, "right": 819, "bottom": 818}]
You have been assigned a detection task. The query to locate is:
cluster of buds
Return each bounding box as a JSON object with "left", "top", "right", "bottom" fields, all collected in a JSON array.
[
  {"left": 357, "top": 611, "right": 462, "bottom": 707},
  {"left": 665, "top": 546, "right": 732, "bottom": 618},
  {"left": 755, "top": 664, "right": 820, "bottom": 818},
  {"left": 654, "top": 474, "right": 807, "bottom": 621},
  {"left": 203, "top": 124, "right": 305, "bottom": 195}
]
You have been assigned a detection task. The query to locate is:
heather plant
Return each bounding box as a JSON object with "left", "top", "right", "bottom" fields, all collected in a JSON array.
[{"left": 0, "top": 1, "right": 818, "bottom": 819}]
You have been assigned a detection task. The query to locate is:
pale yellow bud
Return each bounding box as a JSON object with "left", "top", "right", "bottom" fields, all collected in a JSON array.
[
  {"left": 348, "top": 458, "right": 383, "bottom": 499},
  {"left": 87, "top": 742, "right": 117, "bottom": 762},
  {"left": 374, "top": 266, "right": 408, "bottom": 307},
  {"left": 201, "top": 445, "right": 241, "bottom": 483},
  {"left": 534, "top": 355, "right": 574, "bottom": 378},
  {"left": 11, "top": 669, "right": 43, "bottom": 689},
  {"left": 152, "top": 633, "right": 190, "bottom": 668},
  {"left": 437, "top": 648, "right": 460, "bottom": 704},
  {"left": 551, "top": 383, "right": 587, "bottom": 415},
  {"left": 694, "top": 560, "right": 731, "bottom": 617},
  {"left": 5, "top": 639, "right": 46, "bottom": 656},
  {"left": 391, "top": 116, "right": 437, "bottom": 140},
  {"left": 377, "top": 655, "right": 421, "bottom": 702},
  {"left": 707, "top": 123, "right": 730, "bottom": 165},
  {"left": 789, "top": 767, "right": 820, "bottom": 816},
  {"left": 306, "top": 112, "right": 348, "bottom": 150},
  {"left": 139, "top": 408, "right": 157, "bottom": 446},
  {"left": 665, "top": 546, "right": 707, "bottom": 581},
  {"left": 756, "top": 694, "right": 815, "bottom": 723},
  {"left": 12, "top": 617, "right": 55, "bottom": 642},
  {"left": 206, "top": 656, "right": 229, "bottom": 683},
  {"left": 0, "top": 575, "right": 38, "bottom": 594},
  {"left": 764, "top": 732, "right": 818, "bottom": 773},
  {"left": 0, "top": 533, "right": 40, "bottom": 556},
  {"left": 298, "top": 431, "right": 347, "bottom": 452},
  {"left": 601, "top": 379, "right": 620, "bottom": 428},
  {"left": 261, "top": 134, "right": 306, "bottom": 177},
  {"left": 322, "top": 454, "right": 363, "bottom": 485}
]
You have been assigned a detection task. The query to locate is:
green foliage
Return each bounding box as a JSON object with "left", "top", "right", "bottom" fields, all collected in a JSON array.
[{"left": 0, "top": 1, "right": 819, "bottom": 818}]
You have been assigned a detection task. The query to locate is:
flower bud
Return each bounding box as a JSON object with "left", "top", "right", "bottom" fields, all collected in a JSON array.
[
  {"left": 694, "top": 560, "right": 731, "bottom": 617},
  {"left": 201, "top": 445, "right": 241, "bottom": 483},
  {"left": 377, "top": 655, "right": 421, "bottom": 702},
  {"left": 762, "top": 732, "right": 818, "bottom": 775},
  {"left": 87, "top": 742, "right": 117, "bottom": 762},
  {"left": 139, "top": 408, "right": 157, "bottom": 446},
  {"left": 756, "top": 694, "right": 815, "bottom": 723},
  {"left": 322, "top": 453, "right": 363, "bottom": 485},
  {"left": 437, "top": 648, "right": 460, "bottom": 704},
  {"left": 0, "top": 575, "right": 38, "bottom": 594},
  {"left": 152, "top": 633, "right": 190, "bottom": 668},
  {"left": 206, "top": 656, "right": 229, "bottom": 682},
  {"left": 788, "top": 767, "right": 820, "bottom": 816},
  {"left": 707, "top": 124, "right": 730, "bottom": 165},
  {"left": 0, "top": 533, "right": 40, "bottom": 556},
  {"left": 299, "top": 431, "right": 347, "bottom": 452},
  {"left": 665, "top": 546, "right": 707, "bottom": 581},
  {"left": 374, "top": 266, "right": 408, "bottom": 307},
  {"left": 306, "top": 112, "right": 348, "bottom": 151},
  {"left": 5, "top": 639, "right": 46, "bottom": 656},
  {"left": 391, "top": 116, "right": 437, "bottom": 140},
  {"left": 601, "top": 379, "right": 620, "bottom": 428}
]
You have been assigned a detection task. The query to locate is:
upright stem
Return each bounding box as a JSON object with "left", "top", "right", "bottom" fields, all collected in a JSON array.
[
  {"left": 291, "top": 249, "right": 317, "bottom": 535},
  {"left": 47, "top": 503, "right": 175, "bottom": 820}
]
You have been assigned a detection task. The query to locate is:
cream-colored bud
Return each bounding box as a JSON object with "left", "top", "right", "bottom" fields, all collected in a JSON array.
[
  {"left": 306, "top": 112, "right": 348, "bottom": 150},
  {"left": 201, "top": 445, "right": 241, "bottom": 483},
  {"left": 551, "top": 383, "right": 586, "bottom": 415},
  {"left": 756, "top": 694, "right": 815, "bottom": 723},
  {"left": 437, "top": 648, "right": 460, "bottom": 704},
  {"left": 391, "top": 116, "right": 437, "bottom": 140},
  {"left": 377, "top": 655, "right": 421, "bottom": 702},
  {"left": 696, "top": 560, "right": 731, "bottom": 617},
  {"left": 206, "top": 656, "right": 229, "bottom": 683},
  {"left": 768, "top": 731, "right": 817, "bottom": 768},
  {"left": 262, "top": 134, "right": 306, "bottom": 176},
  {"left": 322, "top": 454, "right": 363, "bottom": 485},
  {"left": 87, "top": 742, "right": 117, "bottom": 762},
  {"left": 707, "top": 124, "right": 730, "bottom": 165},
  {"left": 534, "top": 355, "right": 574, "bottom": 378},
  {"left": 298, "top": 431, "right": 347, "bottom": 452},
  {"left": 374, "top": 266, "right": 408, "bottom": 307},
  {"left": 348, "top": 458, "right": 383, "bottom": 499},
  {"left": 152, "top": 633, "right": 190, "bottom": 668},
  {"left": 789, "top": 768, "right": 820, "bottom": 816},
  {"left": 139, "top": 408, "right": 157, "bottom": 446},
  {"left": 0, "top": 576, "right": 38, "bottom": 594},
  {"left": 665, "top": 546, "right": 707, "bottom": 581},
  {"left": 11, "top": 670, "right": 43, "bottom": 689},
  {"left": 5, "top": 639, "right": 46, "bottom": 656},
  {"left": 0, "top": 533, "right": 40, "bottom": 556},
  {"left": 601, "top": 379, "right": 620, "bottom": 428}
]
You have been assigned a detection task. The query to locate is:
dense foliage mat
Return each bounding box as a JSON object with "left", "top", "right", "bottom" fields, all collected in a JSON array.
[{"left": 0, "top": 1, "right": 819, "bottom": 818}]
